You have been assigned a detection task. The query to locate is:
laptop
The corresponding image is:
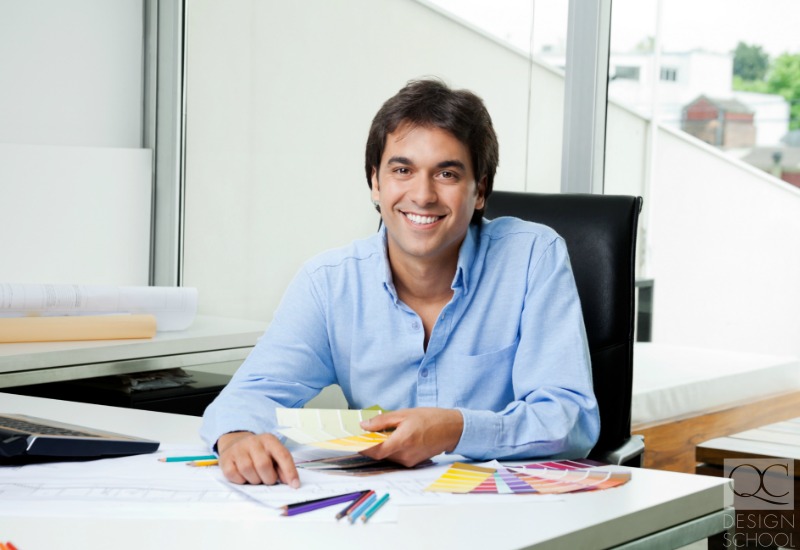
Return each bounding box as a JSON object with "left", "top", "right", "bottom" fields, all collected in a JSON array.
[{"left": 0, "top": 413, "right": 160, "bottom": 464}]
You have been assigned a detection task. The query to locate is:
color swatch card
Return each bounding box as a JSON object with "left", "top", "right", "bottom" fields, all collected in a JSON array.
[
  {"left": 276, "top": 408, "right": 390, "bottom": 452},
  {"left": 425, "top": 459, "right": 631, "bottom": 495}
]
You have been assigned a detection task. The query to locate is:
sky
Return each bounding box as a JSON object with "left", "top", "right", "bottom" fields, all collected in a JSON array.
[{"left": 427, "top": 0, "right": 800, "bottom": 58}]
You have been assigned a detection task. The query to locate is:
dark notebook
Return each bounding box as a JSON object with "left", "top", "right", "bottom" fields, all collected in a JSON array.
[{"left": 0, "top": 413, "right": 160, "bottom": 463}]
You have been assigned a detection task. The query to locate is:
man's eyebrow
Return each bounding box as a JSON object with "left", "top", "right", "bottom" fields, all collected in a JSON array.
[
  {"left": 387, "top": 156, "right": 413, "bottom": 165},
  {"left": 437, "top": 160, "right": 467, "bottom": 170},
  {"left": 385, "top": 157, "right": 467, "bottom": 170}
]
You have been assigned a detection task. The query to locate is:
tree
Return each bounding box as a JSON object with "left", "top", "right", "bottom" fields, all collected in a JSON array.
[
  {"left": 767, "top": 53, "right": 800, "bottom": 131},
  {"left": 733, "top": 42, "right": 770, "bottom": 82}
]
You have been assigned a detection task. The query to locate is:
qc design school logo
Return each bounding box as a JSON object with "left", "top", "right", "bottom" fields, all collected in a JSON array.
[{"left": 724, "top": 458, "right": 794, "bottom": 510}]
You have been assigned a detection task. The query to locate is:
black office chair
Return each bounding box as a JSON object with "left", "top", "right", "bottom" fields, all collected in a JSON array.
[{"left": 485, "top": 191, "right": 644, "bottom": 466}]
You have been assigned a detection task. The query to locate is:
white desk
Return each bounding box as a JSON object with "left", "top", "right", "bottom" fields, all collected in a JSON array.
[
  {"left": 0, "top": 393, "right": 733, "bottom": 550},
  {"left": 0, "top": 315, "right": 267, "bottom": 388}
]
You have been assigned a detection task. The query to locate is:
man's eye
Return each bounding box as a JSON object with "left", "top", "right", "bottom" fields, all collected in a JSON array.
[
  {"left": 394, "top": 167, "right": 410, "bottom": 175},
  {"left": 440, "top": 171, "right": 458, "bottom": 179}
]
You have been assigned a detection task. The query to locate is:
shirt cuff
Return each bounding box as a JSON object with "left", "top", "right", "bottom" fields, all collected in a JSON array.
[{"left": 452, "top": 408, "right": 502, "bottom": 460}]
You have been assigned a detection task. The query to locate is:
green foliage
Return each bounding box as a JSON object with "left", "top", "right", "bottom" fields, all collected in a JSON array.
[
  {"left": 732, "top": 75, "right": 769, "bottom": 93},
  {"left": 766, "top": 53, "right": 800, "bottom": 130},
  {"left": 733, "top": 42, "right": 770, "bottom": 81}
]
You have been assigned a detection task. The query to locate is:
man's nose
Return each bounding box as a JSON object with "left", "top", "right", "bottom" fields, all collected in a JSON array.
[{"left": 409, "top": 175, "right": 437, "bottom": 205}]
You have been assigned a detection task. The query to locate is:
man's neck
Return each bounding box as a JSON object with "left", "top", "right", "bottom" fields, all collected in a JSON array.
[{"left": 389, "top": 249, "right": 458, "bottom": 304}]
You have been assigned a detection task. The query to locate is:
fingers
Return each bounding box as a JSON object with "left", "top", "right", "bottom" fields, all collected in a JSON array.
[
  {"left": 216, "top": 432, "right": 300, "bottom": 487},
  {"left": 360, "top": 411, "right": 401, "bottom": 432},
  {"left": 359, "top": 408, "right": 465, "bottom": 468}
]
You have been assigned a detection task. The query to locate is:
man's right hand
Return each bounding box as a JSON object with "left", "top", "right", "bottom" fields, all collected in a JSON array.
[{"left": 216, "top": 431, "right": 300, "bottom": 487}]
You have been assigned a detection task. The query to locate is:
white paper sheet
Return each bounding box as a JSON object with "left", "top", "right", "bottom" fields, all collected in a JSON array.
[{"left": 0, "top": 445, "right": 261, "bottom": 516}]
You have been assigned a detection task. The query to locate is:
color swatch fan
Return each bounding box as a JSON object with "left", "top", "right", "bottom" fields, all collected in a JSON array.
[
  {"left": 276, "top": 408, "right": 390, "bottom": 452},
  {"left": 425, "top": 459, "right": 631, "bottom": 495}
]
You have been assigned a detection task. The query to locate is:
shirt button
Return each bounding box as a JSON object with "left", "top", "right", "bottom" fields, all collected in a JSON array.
[
  {"left": 420, "top": 368, "right": 429, "bottom": 378},
  {"left": 411, "top": 320, "right": 420, "bottom": 330}
]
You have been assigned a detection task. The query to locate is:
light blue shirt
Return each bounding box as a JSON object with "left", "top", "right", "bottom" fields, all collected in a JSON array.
[{"left": 201, "top": 217, "right": 600, "bottom": 460}]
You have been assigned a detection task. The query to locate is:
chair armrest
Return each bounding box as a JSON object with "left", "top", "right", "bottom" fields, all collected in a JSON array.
[{"left": 593, "top": 435, "right": 645, "bottom": 466}]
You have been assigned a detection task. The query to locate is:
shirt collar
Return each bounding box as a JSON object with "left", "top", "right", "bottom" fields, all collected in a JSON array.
[
  {"left": 453, "top": 222, "right": 479, "bottom": 295},
  {"left": 377, "top": 225, "right": 399, "bottom": 302},
  {"left": 377, "top": 222, "right": 481, "bottom": 299}
]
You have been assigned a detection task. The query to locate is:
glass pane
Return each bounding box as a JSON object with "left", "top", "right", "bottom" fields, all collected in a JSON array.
[
  {"left": 429, "top": 0, "right": 569, "bottom": 192},
  {"left": 606, "top": 1, "right": 800, "bottom": 358}
]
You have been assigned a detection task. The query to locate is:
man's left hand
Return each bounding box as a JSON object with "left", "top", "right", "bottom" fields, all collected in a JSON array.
[{"left": 358, "top": 407, "right": 464, "bottom": 467}]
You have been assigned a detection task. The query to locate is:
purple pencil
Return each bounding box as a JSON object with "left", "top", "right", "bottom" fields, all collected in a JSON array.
[{"left": 282, "top": 491, "right": 363, "bottom": 517}]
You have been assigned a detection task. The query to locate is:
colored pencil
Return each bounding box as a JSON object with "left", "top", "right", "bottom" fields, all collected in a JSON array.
[
  {"left": 186, "top": 459, "right": 219, "bottom": 467},
  {"left": 361, "top": 493, "right": 390, "bottom": 523},
  {"left": 285, "top": 491, "right": 363, "bottom": 511},
  {"left": 348, "top": 493, "right": 377, "bottom": 524},
  {"left": 282, "top": 491, "right": 364, "bottom": 517},
  {"left": 343, "top": 489, "right": 375, "bottom": 520},
  {"left": 159, "top": 454, "right": 217, "bottom": 462},
  {"left": 335, "top": 490, "right": 371, "bottom": 520}
]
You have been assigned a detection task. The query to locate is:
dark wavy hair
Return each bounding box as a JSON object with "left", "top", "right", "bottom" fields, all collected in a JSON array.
[{"left": 365, "top": 78, "right": 499, "bottom": 223}]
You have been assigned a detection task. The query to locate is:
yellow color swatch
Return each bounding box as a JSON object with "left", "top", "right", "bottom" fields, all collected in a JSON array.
[{"left": 425, "top": 463, "right": 495, "bottom": 493}]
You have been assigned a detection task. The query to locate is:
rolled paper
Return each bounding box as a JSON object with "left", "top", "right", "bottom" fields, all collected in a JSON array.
[{"left": 0, "top": 314, "right": 157, "bottom": 343}]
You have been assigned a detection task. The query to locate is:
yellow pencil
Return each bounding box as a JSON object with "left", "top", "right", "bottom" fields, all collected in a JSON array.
[{"left": 187, "top": 459, "right": 219, "bottom": 467}]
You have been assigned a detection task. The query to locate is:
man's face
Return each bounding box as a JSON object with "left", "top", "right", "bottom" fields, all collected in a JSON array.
[{"left": 371, "top": 123, "right": 485, "bottom": 268}]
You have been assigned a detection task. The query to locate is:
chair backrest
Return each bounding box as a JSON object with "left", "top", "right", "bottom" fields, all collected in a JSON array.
[{"left": 484, "top": 191, "right": 642, "bottom": 460}]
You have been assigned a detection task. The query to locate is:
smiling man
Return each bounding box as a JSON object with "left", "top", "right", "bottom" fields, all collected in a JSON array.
[{"left": 201, "top": 79, "right": 599, "bottom": 486}]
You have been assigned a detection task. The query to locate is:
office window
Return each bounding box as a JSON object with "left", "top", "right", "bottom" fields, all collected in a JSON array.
[
  {"left": 605, "top": 0, "right": 800, "bottom": 358},
  {"left": 0, "top": 0, "right": 151, "bottom": 286}
]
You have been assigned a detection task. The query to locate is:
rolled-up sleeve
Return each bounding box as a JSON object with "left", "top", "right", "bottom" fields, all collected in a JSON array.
[{"left": 200, "top": 268, "right": 336, "bottom": 450}]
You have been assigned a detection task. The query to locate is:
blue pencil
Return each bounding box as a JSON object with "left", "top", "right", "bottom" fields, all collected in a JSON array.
[
  {"left": 361, "top": 493, "right": 390, "bottom": 523},
  {"left": 348, "top": 493, "right": 377, "bottom": 524},
  {"left": 335, "top": 490, "right": 372, "bottom": 520}
]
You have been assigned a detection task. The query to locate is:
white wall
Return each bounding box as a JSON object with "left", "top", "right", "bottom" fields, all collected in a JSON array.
[
  {"left": 604, "top": 102, "right": 650, "bottom": 276},
  {"left": 0, "top": 0, "right": 151, "bottom": 286},
  {"left": 183, "top": 0, "right": 564, "bottom": 321}
]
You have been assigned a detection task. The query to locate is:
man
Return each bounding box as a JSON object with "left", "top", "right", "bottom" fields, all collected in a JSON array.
[{"left": 201, "top": 78, "right": 599, "bottom": 487}]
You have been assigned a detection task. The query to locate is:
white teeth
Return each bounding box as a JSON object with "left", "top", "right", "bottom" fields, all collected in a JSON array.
[{"left": 405, "top": 213, "right": 439, "bottom": 225}]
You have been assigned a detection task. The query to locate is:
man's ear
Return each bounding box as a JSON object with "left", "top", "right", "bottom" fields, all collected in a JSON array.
[
  {"left": 475, "top": 176, "right": 487, "bottom": 210},
  {"left": 371, "top": 168, "right": 380, "bottom": 202}
]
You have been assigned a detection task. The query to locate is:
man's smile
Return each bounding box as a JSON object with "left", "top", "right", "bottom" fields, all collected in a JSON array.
[{"left": 402, "top": 212, "right": 444, "bottom": 225}]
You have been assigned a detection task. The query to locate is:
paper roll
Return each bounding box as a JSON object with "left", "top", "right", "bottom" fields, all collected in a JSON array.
[{"left": 0, "top": 314, "right": 157, "bottom": 343}]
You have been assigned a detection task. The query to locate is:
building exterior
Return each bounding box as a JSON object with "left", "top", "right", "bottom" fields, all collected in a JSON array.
[
  {"left": 681, "top": 95, "right": 755, "bottom": 148},
  {"left": 603, "top": 50, "right": 789, "bottom": 146},
  {"left": 742, "top": 147, "right": 800, "bottom": 188}
]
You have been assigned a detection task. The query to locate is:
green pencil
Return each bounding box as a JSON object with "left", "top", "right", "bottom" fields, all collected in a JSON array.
[
  {"left": 158, "top": 454, "right": 216, "bottom": 462},
  {"left": 361, "top": 493, "right": 390, "bottom": 523}
]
